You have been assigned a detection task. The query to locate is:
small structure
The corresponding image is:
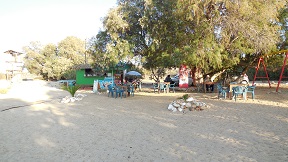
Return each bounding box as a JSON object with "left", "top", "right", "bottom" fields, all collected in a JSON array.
[
  {"left": 0, "top": 50, "right": 24, "bottom": 80},
  {"left": 75, "top": 62, "right": 131, "bottom": 86},
  {"left": 252, "top": 50, "right": 288, "bottom": 92},
  {"left": 252, "top": 57, "right": 271, "bottom": 88}
]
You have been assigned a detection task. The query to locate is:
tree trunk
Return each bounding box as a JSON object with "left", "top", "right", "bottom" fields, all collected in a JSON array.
[
  {"left": 191, "top": 67, "right": 203, "bottom": 85},
  {"left": 211, "top": 70, "right": 226, "bottom": 82}
]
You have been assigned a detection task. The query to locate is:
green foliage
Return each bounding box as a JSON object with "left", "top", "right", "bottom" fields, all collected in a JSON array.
[
  {"left": 23, "top": 36, "right": 85, "bottom": 80},
  {"left": 62, "top": 70, "right": 77, "bottom": 80},
  {"left": 177, "top": 94, "right": 189, "bottom": 101},
  {"left": 58, "top": 36, "right": 85, "bottom": 65},
  {"left": 23, "top": 41, "right": 45, "bottom": 76},
  {"left": 278, "top": 6, "right": 288, "bottom": 50},
  {"left": 95, "top": 0, "right": 285, "bottom": 79},
  {"left": 88, "top": 31, "right": 113, "bottom": 69},
  {"left": 61, "top": 85, "right": 81, "bottom": 97},
  {"left": 24, "top": 0, "right": 286, "bottom": 83}
]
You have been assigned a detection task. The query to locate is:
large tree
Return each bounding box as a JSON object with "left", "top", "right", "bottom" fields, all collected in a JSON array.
[
  {"left": 57, "top": 36, "right": 86, "bottom": 65},
  {"left": 278, "top": 6, "right": 288, "bottom": 50},
  {"left": 23, "top": 41, "right": 46, "bottom": 77},
  {"left": 24, "top": 36, "right": 86, "bottom": 80},
  {"left": 174, "top": 0, "right": 286, "bottom": 79},
  {"left": 90, "top": 0, "right": 286, "bottom": 82},
  {"left": 94, "top": 0, "right": 181, "bottom": 82}
]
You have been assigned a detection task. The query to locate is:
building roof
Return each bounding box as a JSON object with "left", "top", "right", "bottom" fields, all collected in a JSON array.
[
  {"left": 4, "top": 50, "right": 23, "bottom": 56},
  {"left": 73, "top": 64, "right": 92, "bottom": 70}
]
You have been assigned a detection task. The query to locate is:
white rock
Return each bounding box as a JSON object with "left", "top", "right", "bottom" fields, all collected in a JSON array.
[
  {"left": 70, "top": 97, "right": 76, "bottom": 102},
  {"left": 172, "top": 103, "right": 180, "bottom": 108},
  {"left": 186, "top": 97, "right": 194, "bottom": 102},
  {"left": 168, "top": 104, "right": 174, "bottom": 110},
  {"left": 186, "top": 102, "right": 192, "bottom": 107},
  {"left": 172, "top": 107, "right": 177, "bottom": 112},
  {"left": 61, "top": 98, "right": 70, "bottom": 103}
]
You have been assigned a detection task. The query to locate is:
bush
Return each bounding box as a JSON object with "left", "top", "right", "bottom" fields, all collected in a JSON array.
[
  {"left": 61, "top": 85, "right": 81, "bottom": 97},
  {"left": 62, "top": 70, "right": 76, "bottom": 80},
  {"left": 177, "top": 94, "right": 189, "bottom": 101}
]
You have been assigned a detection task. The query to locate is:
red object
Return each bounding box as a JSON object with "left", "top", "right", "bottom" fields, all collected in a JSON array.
[
  {"left": 252, "top": 57, "right": 271, "bottom": 88},
  {"left": 179, "top": 65, "right": 189, "bottom": 88},
  {"left": 276, "top": 52, "right": 288, "bottom": 92}
]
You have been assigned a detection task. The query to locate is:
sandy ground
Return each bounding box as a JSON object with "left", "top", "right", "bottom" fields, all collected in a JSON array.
[{"left": 0, "top": 80, "right": 288, "bottom": 162}]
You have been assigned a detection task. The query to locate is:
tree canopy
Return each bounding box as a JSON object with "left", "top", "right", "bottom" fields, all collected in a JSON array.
[
  {"left": 23, "top": 36, "right": 86, "bottom": 80},
  {"left": 23, "top": 0, "right": 287, "bottom": 82},
  {"left": 88, "top": 0, "right": 286, "bottom": 82}
]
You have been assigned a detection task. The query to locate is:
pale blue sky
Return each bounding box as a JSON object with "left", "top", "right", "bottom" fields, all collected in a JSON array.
[{"left": 0, "top": 0, "right": 117, "bottom": 53}]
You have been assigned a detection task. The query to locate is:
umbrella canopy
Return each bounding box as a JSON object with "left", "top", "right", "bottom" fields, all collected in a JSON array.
[{"left": 126, "top": 71, "right": 141, "bottom": 76}]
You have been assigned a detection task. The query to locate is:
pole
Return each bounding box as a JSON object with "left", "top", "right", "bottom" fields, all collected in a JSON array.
[
  {"left": 252, "top": 58, "right": 261, "bottom": 85},
  {"left": 276, "top": 52, "right": 288, "bottom": 92},
  {"left": 262, "top": 59, "right": 271, "bottom": 88},
  {"left": 112, "top": 69, "right": 114, "bottom": 86},
  {"left": 252, "top": 57, "right": 271, "bottom": 88},
  {"left": 84, "top": 38, "right": 87, "bottom": 64}
]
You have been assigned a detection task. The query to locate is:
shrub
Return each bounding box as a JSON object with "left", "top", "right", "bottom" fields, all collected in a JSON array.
[
  {"left": 177, "top": 94, "right": 189, "bottom": 101},
  {"left": 61, "top": 85, "right": 81, "bottom": 97},
  {"left": 62, "top": 70, "right": 76, "bottom": 80}
]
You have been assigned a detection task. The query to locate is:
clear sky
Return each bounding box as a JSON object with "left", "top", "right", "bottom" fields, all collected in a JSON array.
[{"left": 0, "top": 0, "right": 117, "bottom": 53}]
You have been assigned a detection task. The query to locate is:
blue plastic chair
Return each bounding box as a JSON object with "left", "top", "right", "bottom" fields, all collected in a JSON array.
[
  {"left": 169, "top": 83, "right": 176, "bottom": 93},
  {"left": 247, "top": 85, "right": 256, "bottom": 100},
  {"left": 107, "top": 85, "right": 114, "bottom": 97},
  {"left": 159, "top": 83, "right": 166, "bottom": 93},
  {"left": 216, "top": 83, "right": 228, "bottom": 99},
  {"left": 127, "top": 85, "right": 135, "bottom": 97},
  {"left": 115, "top": 86, "right": 125, "bottom": 99},
  {"left": 196, "top": 83, "right": 204, "bottom": 92},
  {"left": 232, "top": 86, "right": 247, "bottom": 101},
  {"left": 153, "top": 83, "right": 159, "bottom": 93}
]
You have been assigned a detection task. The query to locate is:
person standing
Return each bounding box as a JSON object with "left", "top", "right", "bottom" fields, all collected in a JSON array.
[
  {"left": 164, "top": 75, "right": 174, "bottom": 84},
  {"left": 205, "top": 75, "right": 214, "bottom": 92}
]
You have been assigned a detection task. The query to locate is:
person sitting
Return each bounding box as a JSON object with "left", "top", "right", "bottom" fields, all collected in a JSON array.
[
  {"left": 241, "top": 73, "right": 249, "bottom": 84},
  {"left": 205, "top": 75, "right": 214, "bottom": 92},
  {"left": 164, "top": 75, "right": 174, "bottom": 84}
]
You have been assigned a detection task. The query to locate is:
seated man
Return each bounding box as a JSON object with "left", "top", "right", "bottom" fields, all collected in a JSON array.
[
  {"left": 241, "top": 73, "right": 249, "bottom": 84},
  {"left": 205, "top": 75, "right": 214, "bottom": 92}
]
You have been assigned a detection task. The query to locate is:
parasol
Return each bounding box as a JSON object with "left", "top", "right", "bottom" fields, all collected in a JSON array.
[{"left": 126, "top": 71, "right": 142, "bottom": 76}]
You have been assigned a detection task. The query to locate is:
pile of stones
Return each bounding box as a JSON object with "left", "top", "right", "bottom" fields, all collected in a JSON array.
[
  {"left": 167, "top": 96, "right": 207, "bottom": 112},
  {"left": 60, "top": 94, "right": 87, "bottom": 103}
]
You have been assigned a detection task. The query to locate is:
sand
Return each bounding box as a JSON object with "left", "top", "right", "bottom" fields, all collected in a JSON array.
[{"left": 0, "top": 80, "right": 288, "bottom": 162}]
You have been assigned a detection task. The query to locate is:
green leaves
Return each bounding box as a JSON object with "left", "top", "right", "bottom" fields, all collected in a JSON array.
[
  {"left": 61, "top": 85, "right": 81, "bottom": 97},
  {"left": 90, "top": 0, "right": 286, "bottom": 80},
  {"left": 23, "top": 36, "right": 85, "bottom": 80},
  {"left": 58, "top": 36, "right": 85, "bottom": 65}
]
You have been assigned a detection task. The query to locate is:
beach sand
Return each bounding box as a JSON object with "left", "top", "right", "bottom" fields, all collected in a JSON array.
[{"left": 0, "top": 80, "right": 287, "bottom": 161}]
